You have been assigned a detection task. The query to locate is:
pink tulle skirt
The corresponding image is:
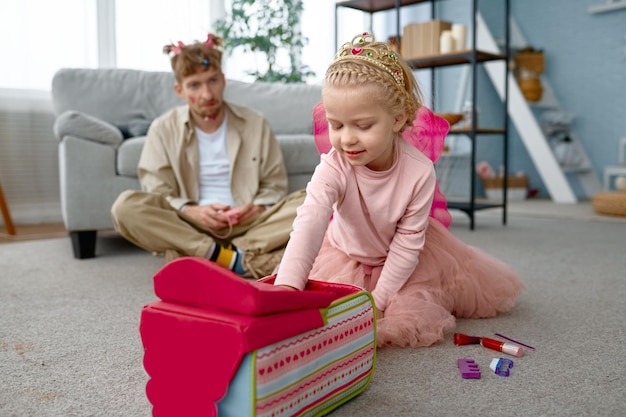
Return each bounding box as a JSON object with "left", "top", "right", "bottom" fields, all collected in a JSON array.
[{"left": 308, "top": 218, "right": 524, "bottom": 348}]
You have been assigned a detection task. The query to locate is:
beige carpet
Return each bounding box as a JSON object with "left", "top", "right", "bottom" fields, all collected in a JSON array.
[{"left": 1, "top": 205, "right": 625, "bottom": 416}]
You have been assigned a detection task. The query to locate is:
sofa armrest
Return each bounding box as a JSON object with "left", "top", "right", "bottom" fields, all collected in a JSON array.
[{"left": 53, "top": 110, "right": 124, "bottom": 146}]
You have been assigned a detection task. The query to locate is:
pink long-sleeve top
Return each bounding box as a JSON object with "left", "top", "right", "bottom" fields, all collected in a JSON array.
[{"left": 274, "top": 139, "right": 436, "bottom": 310}]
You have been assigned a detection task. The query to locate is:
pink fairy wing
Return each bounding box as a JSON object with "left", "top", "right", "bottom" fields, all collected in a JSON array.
[
  {"left": 402, "top": 107, "right": 452, "bottom": 228},
  {"left": 313, "top": 102, "right": 332, "bottom": 155},
  {"left": 403, "top": 106, "right": 449, "bottom": 164},
  {"left": 313, "top": 103, "right": 452, "bottom": 228}
]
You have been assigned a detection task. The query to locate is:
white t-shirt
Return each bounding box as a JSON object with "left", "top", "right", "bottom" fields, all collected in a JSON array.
[{"left": 195, "top": 115, "right": 236, "bottom": 207}]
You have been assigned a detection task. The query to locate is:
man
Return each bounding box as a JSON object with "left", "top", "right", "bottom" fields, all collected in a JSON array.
[{"left": 111, "top": 33, "right": 305, "bottom": 277}]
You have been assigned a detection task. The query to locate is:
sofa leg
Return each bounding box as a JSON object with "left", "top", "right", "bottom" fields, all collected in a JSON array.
[{"left": 70, "top": 231, "right": 97, "bottom": 259}]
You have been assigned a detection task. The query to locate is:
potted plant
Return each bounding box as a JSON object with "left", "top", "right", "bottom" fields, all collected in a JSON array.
[{"left": 214, "top": 0, "right": 314, "bottom": 83}]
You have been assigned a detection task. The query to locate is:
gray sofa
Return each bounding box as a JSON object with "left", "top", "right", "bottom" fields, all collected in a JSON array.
[{"left": 51, "top": 68, "right": 322, "bottom": 259}]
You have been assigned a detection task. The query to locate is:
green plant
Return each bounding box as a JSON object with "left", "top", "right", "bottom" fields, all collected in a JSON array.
[{"left": 215, "top": 0, "right": 315, "bottom": 83}]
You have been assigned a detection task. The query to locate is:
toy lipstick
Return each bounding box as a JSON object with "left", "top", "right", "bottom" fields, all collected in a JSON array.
[
  {"left": 454, "top": 333, "right": 523, "bottom": 357},
  {"left": 481, "top": 337, "right": 523, "bottom": 357},
  {"left": 454, "top": 333, "right": 481, "bottom": 345}
]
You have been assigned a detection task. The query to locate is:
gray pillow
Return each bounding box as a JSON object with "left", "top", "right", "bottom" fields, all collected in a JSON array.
[
  {"left": 116, "top": 119, "right": 153, "bottom": 139},
  {"left": 53, "top": 110, "right": 124, "bottom": 146}
]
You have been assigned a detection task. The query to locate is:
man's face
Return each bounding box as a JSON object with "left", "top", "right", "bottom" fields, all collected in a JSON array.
[{"left": 174, "top": 67, "right": 226, "bottom": 121}]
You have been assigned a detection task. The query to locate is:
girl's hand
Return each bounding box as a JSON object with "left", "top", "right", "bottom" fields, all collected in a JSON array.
[{"left": 276, "top": 284, "right": 299, "bottom": 291}]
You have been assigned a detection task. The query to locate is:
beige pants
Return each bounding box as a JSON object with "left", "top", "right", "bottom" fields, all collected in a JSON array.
[{"left": 111, "top": 189, "right": 306, "bottom": 264}]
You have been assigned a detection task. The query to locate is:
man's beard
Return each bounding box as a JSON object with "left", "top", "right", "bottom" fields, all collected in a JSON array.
[{"left": 198, "top": 100, "right": 222, "bottom": 121}]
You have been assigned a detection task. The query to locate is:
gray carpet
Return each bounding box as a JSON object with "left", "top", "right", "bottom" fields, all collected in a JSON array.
[{"left": 1, "top": 209, "right": 625, "bottom": 417}]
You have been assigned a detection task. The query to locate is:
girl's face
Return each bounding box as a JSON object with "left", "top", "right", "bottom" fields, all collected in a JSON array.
[{"left": 323, "top": 86, "right": 407, "bottom": 171}]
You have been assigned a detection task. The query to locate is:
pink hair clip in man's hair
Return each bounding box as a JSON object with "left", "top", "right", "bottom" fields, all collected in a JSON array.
[
  {"left": 170, "top": 41, "right": 186, "bottom": 55},
  {"left": 203, "top": 33, "right": 216, "bottom": 49}
]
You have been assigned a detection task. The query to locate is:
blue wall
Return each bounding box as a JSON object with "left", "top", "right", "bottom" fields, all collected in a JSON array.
[
  {"left": 508, "top": 0, "right": 626, "bottom": 198},
  {"left": 358, "top": 0, "right": 625, "bottom": 199}
]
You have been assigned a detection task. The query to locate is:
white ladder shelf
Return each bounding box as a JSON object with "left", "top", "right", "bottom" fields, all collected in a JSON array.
[{"left": 477, "top": 14, "right": 602, "bottom": 203}]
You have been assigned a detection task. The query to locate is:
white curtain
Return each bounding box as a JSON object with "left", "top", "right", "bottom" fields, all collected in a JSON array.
[
  {"left": 0, "top": 0, "right": 378, "bottom": 92},
  {"left": 0, "top": 0, "right": 218, "bottom": 93},
  {"left": 0, "top": 0, "right": 98, "bottom": 91}
]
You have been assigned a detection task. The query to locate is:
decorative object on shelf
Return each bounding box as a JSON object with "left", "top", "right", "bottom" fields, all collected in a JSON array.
[
  {"left": 436, "top": 112, "right": 463, "bottom": 126},
  {"left": 451, "top": 24, "right": 467, "bottom": 51},
  {"left": 440, "top": 30, "right": 454, "bottom": 53},
  {"left": 388, "top": 35, "right": 399, "bottom": 53},
  {"left": 476, "top": 161, "right": 495, "bottom": 180},
  {"left": 477, "top": 161, "right": 528, "bottom": 200},
  {"left": 518, "top": 69, "right": 543, "bottom": 102},
  {"left": 461, "top": 100, "right": 479, "bottom": 128},
  {"left": 481, "top": 176, "right": 529, "bottom": 201},
  {"left": 513, "top": 46, "right": 545, "bottom": 101},
  {"left": 402, "top": 19, "right": 452, "bottom": 58},
  {"left": 515, "top": 47, "right": 545, "bottom": 73},
  {"left": 603, "top": 137, "right": 626, "bottom": 190},
  {"left": 541, "top": 111, "right": 584, "bottom": 168}
]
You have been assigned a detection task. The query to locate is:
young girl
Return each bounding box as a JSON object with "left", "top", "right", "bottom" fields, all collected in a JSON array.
[{"left": 274, "top": 32, "right": 524, "bottom": 348}]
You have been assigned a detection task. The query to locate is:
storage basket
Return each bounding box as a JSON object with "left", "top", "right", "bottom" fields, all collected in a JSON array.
[
  {"left": 515, "top": 50, "right": 545, "bottom": 74},
  {"left": 482, "top": 176, "right": 528, "bottom": 200},
  {"left": 592, "top": 191, "right": 626, "bottom": 217}
]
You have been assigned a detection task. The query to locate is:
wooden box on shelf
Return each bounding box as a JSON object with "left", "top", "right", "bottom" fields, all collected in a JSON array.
[
  {"left": 482, "top": 176, "right": 529, "bottom": 201},
  {"left": 514, "top": 50, "right": 544, "bottom": 74},
  {"left": 402, "top": 20, "right": 452, "bottom": 59}
]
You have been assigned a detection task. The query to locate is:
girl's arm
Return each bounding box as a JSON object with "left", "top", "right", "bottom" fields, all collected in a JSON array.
[
  {"left": 274, "top": 159, "right": 341, "bottom": 289},
  {"left": 370, "top": 167, "right": 437, "bottom": 310}
]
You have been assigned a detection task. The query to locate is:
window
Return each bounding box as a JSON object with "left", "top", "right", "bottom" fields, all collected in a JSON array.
[
  {"left": 115, "top": 0, "right": 213, "bottom": 72},
  {"left": 0, "top": 0, "right": 98, "bottom": 91},
  {"left": 0, "top": 0, "right": 215, "bottom": 92},
  {"left": 0, "top": 0, "right": 366, "bottom": 92}
]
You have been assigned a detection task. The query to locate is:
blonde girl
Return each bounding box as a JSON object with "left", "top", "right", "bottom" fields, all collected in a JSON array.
[{"left": 275, "top": 33, "right": 523, "bottom": 348}]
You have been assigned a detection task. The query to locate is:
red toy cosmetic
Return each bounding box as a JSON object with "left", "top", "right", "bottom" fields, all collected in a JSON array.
[
  {"left": 481, "top": 337, "right": 524, "bottom": 357},
  {"left": 454, "top": 333, "right": 524, "bottom": 357}
]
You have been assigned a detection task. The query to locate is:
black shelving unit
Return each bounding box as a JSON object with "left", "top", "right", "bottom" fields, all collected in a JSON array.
[{"left": 335, "top": 0, "right": 510, "bottom": 230}]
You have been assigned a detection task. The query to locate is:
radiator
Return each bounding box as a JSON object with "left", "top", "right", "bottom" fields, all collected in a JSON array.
[{"left": 0, "top": 92, "right": 62, "bottom": 225}]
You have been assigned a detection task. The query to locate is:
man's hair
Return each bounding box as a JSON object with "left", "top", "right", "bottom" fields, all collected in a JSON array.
[{"left": 163, "top": 34, "right": 224, "bottom": 83}]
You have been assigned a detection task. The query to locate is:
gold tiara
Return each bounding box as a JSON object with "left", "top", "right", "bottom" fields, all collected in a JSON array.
[{"left": 333, "top": 32, "right": 405, "bottom": 87}]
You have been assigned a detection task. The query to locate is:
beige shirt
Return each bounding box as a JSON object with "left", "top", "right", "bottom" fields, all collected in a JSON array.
[{"left": 138, "top": 103, "right": 288, "bottom": 210}]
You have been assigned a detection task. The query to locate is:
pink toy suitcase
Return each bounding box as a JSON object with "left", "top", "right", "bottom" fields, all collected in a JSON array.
[{"left": 140, "top": 257, "right": 376, "bottom": 417}]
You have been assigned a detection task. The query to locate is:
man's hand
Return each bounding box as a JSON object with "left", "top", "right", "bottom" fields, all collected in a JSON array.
[
  {"left": 182, "top": 203, "right": 231, "bottom": 230},
  {"left": 183, "top": 202, "right": 266, "bottom": 230},
  {"left": 227, "top": 202, "right": 266, "bottom": 225}
]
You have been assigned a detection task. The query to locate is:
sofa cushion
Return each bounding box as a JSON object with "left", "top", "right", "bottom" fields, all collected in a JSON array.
[
  {"left": 277, "top": 134, "right": 320, "bottom": 174},
  {"left": 115, "top": 134, "right": 319, "bottom": 180},
  {"left": 117, "top": 136, "right": 146, "bottom": 177},
  {"left": 54, "top": 110, "right": 124, "bottom": 146},
  {"left": 116, "top": 119, "right": 153, "bottom": 139},
  {"left": 52, "top": 68, "right": 184, "bottom": 124},
  {"left": 224, "top": 80, "right": 322, "bottom": 136}
]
